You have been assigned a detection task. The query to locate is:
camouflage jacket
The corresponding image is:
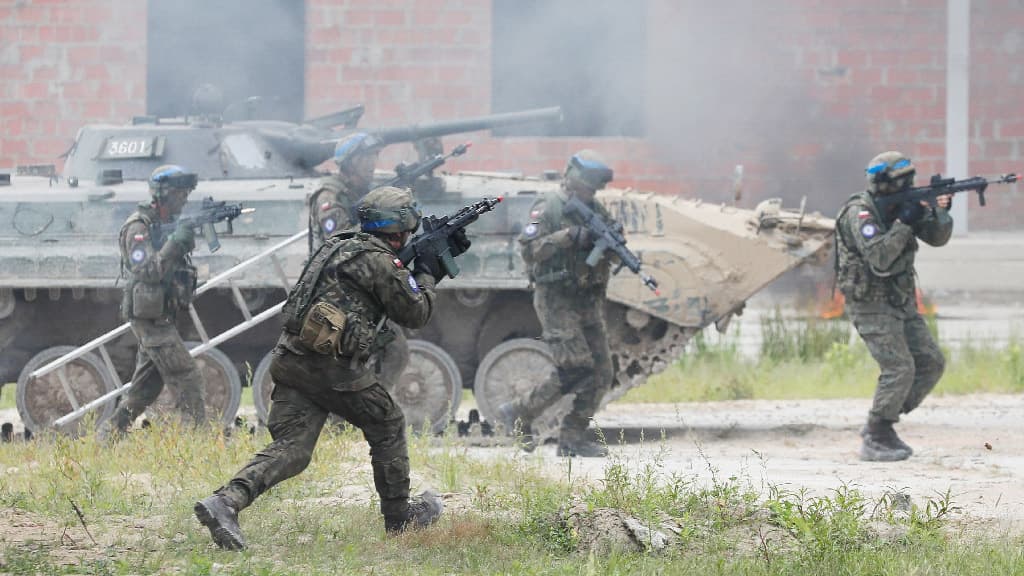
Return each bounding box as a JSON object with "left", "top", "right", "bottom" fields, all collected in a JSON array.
[
  {"left": 118, "top": 203, "right": 196, "bottom": 322},
  {"left": 519, "top": 186, "right": 615, "bottom": 291},
  {"left": 835, "top": 190, "right": 953, "bottom": 315},
  {"left": 308, "top": 174, "right": 369, "bottom": 250},
  {"left": 277, "top": 231, "right": 436, "bottom": 391}
]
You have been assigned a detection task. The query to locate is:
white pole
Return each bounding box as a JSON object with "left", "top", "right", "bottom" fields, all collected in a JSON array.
[{"left": 946, "top": 0, "right": 970, "bottom": 234}]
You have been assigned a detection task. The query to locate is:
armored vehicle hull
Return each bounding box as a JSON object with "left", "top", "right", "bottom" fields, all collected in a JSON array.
[{"left": 0, "top": 167, "right": 832, "bottom": 436}]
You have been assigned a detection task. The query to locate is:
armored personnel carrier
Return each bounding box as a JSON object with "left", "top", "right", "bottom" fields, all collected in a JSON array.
[{"left": 0, "top": 103, "right": 833, "bottom": 437}]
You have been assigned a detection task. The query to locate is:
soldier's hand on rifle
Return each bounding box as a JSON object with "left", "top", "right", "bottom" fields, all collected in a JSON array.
[
  {"left": 933, "top": 194, "right": 952, "bottom": 209},
  {"left": 896, "top": 201, "right": 925, "bottom": 226},
  {"left": 170, "top": 221, "right": 196, "bottom": 252},
  {"left": 413, "top": 244, "right": 446, "bottom": 282},
  {"left": 447, "top": 228, "right": 472, "bottom": 257}
]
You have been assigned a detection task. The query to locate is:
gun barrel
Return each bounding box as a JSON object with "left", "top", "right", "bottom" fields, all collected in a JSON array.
[{"left": 372, "top": 107, "right": 562, "bottom": 145}]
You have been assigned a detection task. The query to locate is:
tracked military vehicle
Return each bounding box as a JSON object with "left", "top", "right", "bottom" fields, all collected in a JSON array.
[{"left": 0, "top": 102, "right": 833, "bottom": 438}]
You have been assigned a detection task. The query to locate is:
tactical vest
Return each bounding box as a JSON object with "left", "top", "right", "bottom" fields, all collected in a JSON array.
[
  {"left": 526, "top": 191, "right": 611, "bottom": 290},
  {"left": 118, "top": 204, "right": 196, "bottom": 321},
  {"left": 834, "top": 191, "right": 918, "bottom": 308},
  {"left": 282, "top": 232, "right": 394, "bottom": 364}
]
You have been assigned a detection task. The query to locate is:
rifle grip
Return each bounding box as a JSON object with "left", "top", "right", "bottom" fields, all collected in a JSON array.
[{"left": 585, "top": 245, "right": 604, "bottom": 267}]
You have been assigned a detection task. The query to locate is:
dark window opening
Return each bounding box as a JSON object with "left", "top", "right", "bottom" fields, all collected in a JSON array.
[
  {"left": 147, "top": 0, "right": 305, "bottom": 122},
  {"left": 491, "top": 0, "right": 647, "bottom": 137}
]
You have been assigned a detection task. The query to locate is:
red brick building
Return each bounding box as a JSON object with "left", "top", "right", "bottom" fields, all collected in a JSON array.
[{"left": 2, "top": 0, "right": 1022, "bottom": 228}]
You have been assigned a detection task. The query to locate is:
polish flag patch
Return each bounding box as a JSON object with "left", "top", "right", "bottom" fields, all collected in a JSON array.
[
  {"left": 530, "top": 209, "right": 542, "bottom": 218},
  {"left": 320, "top": 202, "right": 332, "bottom": 211},
  {"left": 857, "top": 210, "right": 871, "bottom": 219},
  {"left": 133, "top": 233, "right": 146, "bottom": 242},
  {"left": 393, "top": 258, "right": 403, "bottom": 268}
]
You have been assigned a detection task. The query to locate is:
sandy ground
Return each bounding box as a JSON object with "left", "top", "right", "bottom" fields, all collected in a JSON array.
[{"left": 459, "top": 393, "right": 1024, "bottom": 534}]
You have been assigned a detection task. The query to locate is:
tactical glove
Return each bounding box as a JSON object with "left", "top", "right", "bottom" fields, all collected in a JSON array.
[
  {"left": 895, "top": 201, "right": 925, "bottom": 226},
  {"left": 447, "top": 229, "right": 472, "bottom": 258},
  {"left": 170, "top": 222, "right": 196, "bottom": 252},
  {"left": 414, "top": 254, "right": 445, "bottom": 282}
]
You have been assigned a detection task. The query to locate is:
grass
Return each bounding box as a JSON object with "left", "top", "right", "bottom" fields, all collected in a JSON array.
[
  {"left": 0, "top": 424, "right": 1021, "bottom": 574},
  {"left": 621, "top": 311, "right": 1024, "bottom": 404},
  {"left": 0, "top": 383, "right": 14, "bottom": 409}
]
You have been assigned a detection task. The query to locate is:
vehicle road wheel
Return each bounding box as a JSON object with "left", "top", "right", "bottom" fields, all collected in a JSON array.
[
  {"left": 392, "top": 339, "right": 461, "bottom": 435},
  {"left": 16, "top": 346, "right": 118, "bottom": 437},
  {"left": 147, "top": 342, "right": 242, "bottom": 429},
  {"left": 473, "top": 338, "right": 568, "bottom": 440}
]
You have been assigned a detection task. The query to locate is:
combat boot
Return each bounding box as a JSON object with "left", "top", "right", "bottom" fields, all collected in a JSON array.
[
  {"left": 556, "top": 428, "right": 608, "bottom": 458},
  {"left": 860, "top": 418, "right": 912, "bottom": 462},
  {"left": 495, "top": 401, "right": 536, "bottom": 453},
  {"left": 385, "top": 490, "right": 444, "bottom": 534},
  {"left": 860, "top": 422, "right": 913, "bottom": 455},
  {"left": 95, "top": 409, "right": 132, "bottom": 444},
  {"left": 194, "top": 494, "right": 246, "bottom": 550}
]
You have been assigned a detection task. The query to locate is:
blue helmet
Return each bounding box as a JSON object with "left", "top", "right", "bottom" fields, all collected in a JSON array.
[
  {"left": 149, "top": 164, "right": 198, "bottom": 198},
  {"left": 333, "top": 132, "right": 382, "bottom": 167},
  {"left": 565, "top": 149, "right": 613, "bottom": 191}
]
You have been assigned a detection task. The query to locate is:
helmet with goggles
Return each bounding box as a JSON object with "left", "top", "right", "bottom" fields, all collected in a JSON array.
[
  {"left": 356, "top": 186, "right": 421, "bottom": 234},
  {"left": 565, "top": 149, "right": 614, "bottom": 191},
  {"left": 865, "top": 151, "right": 916, "bottom": 196}
]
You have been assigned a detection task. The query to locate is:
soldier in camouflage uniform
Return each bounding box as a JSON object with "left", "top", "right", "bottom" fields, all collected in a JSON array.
[
  {"left": 99, "top": 165, "right": 206, "bottom": 439},
  {"left": 835, "top": 151, "right": 953, "bottom": 462},
  {"left": 309, "top": 132, "right": 411, "bottom": 387},
  {"left": 308, "top": 132, "right": 381, "bottom": 250},
  {"left": 195, "top": 187, "right": 466, "bottom": 549},
  {"left": 496, "top": 150, "right": 618, "bottom": 458}
]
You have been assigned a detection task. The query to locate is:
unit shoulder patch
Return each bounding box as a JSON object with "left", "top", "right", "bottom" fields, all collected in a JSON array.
[{"left": 860, "top": 222, "right": 877, "bottom": 239}]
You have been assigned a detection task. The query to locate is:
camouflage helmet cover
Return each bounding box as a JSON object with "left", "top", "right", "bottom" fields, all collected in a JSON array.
[
  {"left": 149, "top": 164, "right": 198, "bottom": 199},
  {"left": 565, "top": 149, "right": 614, "bottom": 191},
  {"left": 865, "top": 151, "right": 916, "bottom": 195},
  {"left": 356, "top": 186, "right": 421, "bottom": 234},
  {"left": 333, "top": 132, "right": 382, "bottom": 167}
]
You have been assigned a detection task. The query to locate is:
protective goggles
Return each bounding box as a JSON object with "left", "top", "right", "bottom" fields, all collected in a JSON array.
[
  {"left": 866, "top": 158, "right": 912, "bottom": 175},
  {"left": 570, "top": 155, "right": 614, "bottom": 188}
]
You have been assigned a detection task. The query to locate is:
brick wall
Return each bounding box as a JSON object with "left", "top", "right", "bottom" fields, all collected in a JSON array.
[
  {"left": 2, "top": 0, "right": 1023, "bottom": 229},
  {"left": 0, "top": 0, "right": 146, "bottom": 164}
]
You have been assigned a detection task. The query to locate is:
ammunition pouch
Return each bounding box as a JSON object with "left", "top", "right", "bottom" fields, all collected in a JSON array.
[
  {"left": 298, "top": 300, "right": 386, "bottom": 364},
  {"left": 130, "top": 282, "right": 166, "bottom": 319}
]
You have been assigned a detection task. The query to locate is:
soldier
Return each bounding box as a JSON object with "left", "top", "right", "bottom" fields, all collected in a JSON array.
[
  {"left": 835, "top": 151, "right": 952, "bottom": 462},
  {"left": 308, "top": 132, "right": 381, "bottom": 250},
  {"left": 308, "top": 132, "right": 412, "bottom": 388},
  {"left": 496, "top": 150, "right": 618, "bottom": 458},
  {"left": 99, "top": 165, "right": 206, "bottom": 439},
  {"left": 194, "top": 186, "right": 463, "bottom": 549}
]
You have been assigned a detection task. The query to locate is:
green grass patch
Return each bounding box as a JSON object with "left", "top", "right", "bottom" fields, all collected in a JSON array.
[
  {"left": 621, "top": 312, "right": 1024, "bottom": 404},
  {"left": 0, "top": 424, "right": 1021, "bottom": 574},
  {"left": 0, "top": 383, "right": 14, "bottom": 410}
]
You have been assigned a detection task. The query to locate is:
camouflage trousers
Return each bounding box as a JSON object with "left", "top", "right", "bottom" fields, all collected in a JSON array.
[
  {"left": 217, "top": 352, "right": 410, "bottom": 518},
  {"left": 518, "top": 284, "right": 613, "bottom": 436},
  {"left": 110, "top": 318, "right": 205, "bottom": 430},
  {"left": 850, "top": 311, "right": 945, "bottom": 422}
]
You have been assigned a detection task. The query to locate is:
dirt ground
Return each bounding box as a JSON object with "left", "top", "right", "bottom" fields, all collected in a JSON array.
[
  {"left": 461, "top": 393, "right": 1024, "bottom": 535},
  {"left": 4, "top": 393, "right": 1024, "bottom": 537}
]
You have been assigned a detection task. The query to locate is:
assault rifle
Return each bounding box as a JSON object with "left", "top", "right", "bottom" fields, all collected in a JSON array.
[
  {"left": 564, "top": 196, "right": 660, "bottom": 295},
  {"left": 874, "top": 172, "right": 1020, "bottom": 219},
  {"left": 162, "top": 196, "right": 254, "bottom": 252},
  {"left": 386, "top": 142, "right": 471, "bottom": 189},
  {"left": 398, "top": 197, "right": 503, "bottom": 279}
]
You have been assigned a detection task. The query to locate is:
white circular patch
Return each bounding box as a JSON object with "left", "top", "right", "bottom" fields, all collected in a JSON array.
[
  {"left": 322, "top": 218, "right": 336, "bottom": 233},
  {"left": 524, "top": 223, "right": 538, "bottom": 236},
  {"left": 860, "top": 223, "right": 877, "bottom": 238},
  {"left": 130, "top": 248, "right": 146, "bottom": 263},
  {"left": 407, "top": 275, "right": 420, "bottom": 293}
]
